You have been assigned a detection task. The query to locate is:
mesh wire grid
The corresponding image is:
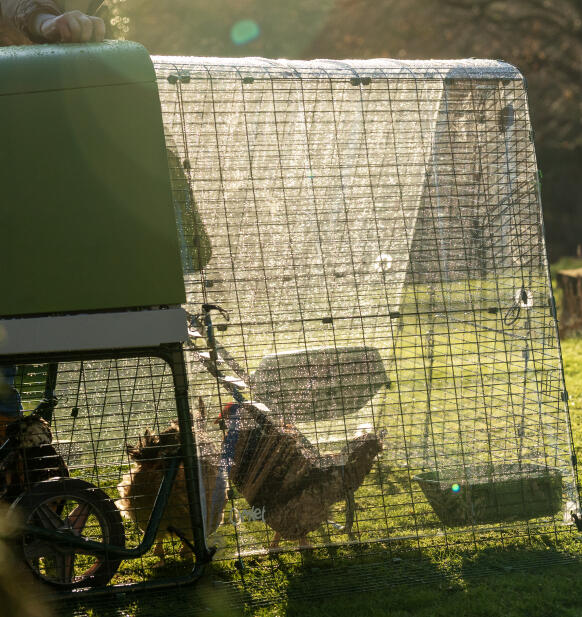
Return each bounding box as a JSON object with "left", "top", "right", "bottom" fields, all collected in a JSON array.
[
  {"left": 1, "top": 57, "right": 579, "bottom": 605},
  {"left": 7, "top": 357, "right": 210, "bottom": 587},
  {"left": 153, "top": 56, "right": 579, "bottom": 558}
]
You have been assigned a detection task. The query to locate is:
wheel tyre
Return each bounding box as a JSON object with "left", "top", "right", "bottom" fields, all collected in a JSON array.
[{"left": 11, "top": 477, "right": 125, "bottom": 589}]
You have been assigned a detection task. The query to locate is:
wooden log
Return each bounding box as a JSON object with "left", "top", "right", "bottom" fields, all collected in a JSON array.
[{"left": 557, "top": 268, "right": 582, "bottom": 337}]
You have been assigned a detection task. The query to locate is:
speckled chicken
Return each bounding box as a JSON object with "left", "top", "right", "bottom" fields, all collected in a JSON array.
[
  {"left": 218, "top": 401, "right": 383, "bottom": 547},
  {"left": 0, "top": 414, "right": 69, "bottom": 502},
  {"left": 116, "top": 406, "right": 227, "bottom": 564}
]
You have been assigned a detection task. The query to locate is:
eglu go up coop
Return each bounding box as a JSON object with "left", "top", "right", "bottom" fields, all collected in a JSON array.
[{"left": 0, "top": 40, "right": 579, "bottom": 597}]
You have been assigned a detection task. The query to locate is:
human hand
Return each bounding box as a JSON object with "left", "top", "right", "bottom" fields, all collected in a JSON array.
[{"left": 31, "top": 10, "right": 106, "bottom": 43}]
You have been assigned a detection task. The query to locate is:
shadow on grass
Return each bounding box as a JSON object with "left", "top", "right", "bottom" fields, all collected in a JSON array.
[
  {"left": 51, "top": 536, "right": 582, "bottom": 617},
  {"left": 275, "top": 540, "right": 582, "bottom": 617},
  {"left": 56, "top": 570, "right": 246, "bottom": 617},
  {"left": 234, "top": 541, "right": 447, "bottom": 610}
]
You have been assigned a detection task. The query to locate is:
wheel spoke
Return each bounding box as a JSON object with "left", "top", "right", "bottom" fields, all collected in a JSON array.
[
  {"left": 53, "top": 553, "right": 75, "bottom": 584},
  {"left": 63, "top": 554, "right": 76, "bottom": 584},
  {"left": 34, "top": 504, "right": 65, "bottom": 530},
  {"left": 65, "top": 503, "right": 92, "bottom": 535}
]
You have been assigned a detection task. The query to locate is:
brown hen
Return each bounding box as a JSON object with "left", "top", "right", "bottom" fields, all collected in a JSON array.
[
  {"left": 116, "top": 418, "right": 227, "bottom": 564},
  {"left": 219, "top": 401, "right": 383, "bottom": 547}
]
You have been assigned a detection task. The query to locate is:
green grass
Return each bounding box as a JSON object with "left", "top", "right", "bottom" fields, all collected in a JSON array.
[
  {"left": 55, "top": 271, "right": 582, "bottom": 616},
  {"left": 59, "top": 343, "right": 582, "bottom": 616}
]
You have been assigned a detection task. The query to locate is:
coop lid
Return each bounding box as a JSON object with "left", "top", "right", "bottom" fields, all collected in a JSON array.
[
  {"left": 0, "top": 41, "right": 154, "bottom": 96},
  {"left": 0, "top": 41, "right": 186, "bottom": 318}
]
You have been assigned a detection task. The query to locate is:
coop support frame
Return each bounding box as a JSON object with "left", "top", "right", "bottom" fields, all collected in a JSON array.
[{"left": 2, "top": 342, "right": 214, "bottom": 595}]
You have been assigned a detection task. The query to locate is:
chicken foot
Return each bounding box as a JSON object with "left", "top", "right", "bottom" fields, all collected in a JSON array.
[
  {"left": 152, "top": 539, "right": 193, "bottom": 567},
  {"left": 270, "top": 532, "right": 313, "bottom": 549}
]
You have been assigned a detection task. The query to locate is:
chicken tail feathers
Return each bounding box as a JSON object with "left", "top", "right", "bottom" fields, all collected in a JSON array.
[{"left": 341, "top": 433, "right": 383, "bottom": 492}]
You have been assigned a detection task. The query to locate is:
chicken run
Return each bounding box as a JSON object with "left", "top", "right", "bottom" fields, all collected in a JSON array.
[{"left": 0, "top": 41, "right": 579, "bottom": 597}]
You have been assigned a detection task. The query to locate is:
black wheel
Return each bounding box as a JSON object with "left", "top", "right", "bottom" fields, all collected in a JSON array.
[{"left": 11, "top": 477, "right": 125, "bottom": 589}]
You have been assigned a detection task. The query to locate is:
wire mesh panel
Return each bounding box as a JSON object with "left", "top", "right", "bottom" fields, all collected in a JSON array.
[
  {"left": 3, "top": 357, "right": 218, "bottom": 588},
  {"left": 152, "top": 56, "right": 579, "bottom": 562}
]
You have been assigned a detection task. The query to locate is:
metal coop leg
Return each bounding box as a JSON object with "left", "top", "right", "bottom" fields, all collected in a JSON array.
[
  {"left": 166, "top": 344, "right": 214, "bottom": 567},
  {"left": 34, "top": 362, "right": 59, "bottom": 424}
]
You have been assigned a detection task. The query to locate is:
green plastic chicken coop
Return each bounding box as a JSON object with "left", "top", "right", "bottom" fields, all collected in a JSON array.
[
  {"left": 0, "top": 42, "right": 212, "bottom": 596},
  {"left": 0, "top": 41, "right": 186, "bottom": 353}
]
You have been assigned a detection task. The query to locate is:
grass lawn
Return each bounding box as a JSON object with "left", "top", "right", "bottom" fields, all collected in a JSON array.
[{"left": 62, "top": 274, "right": 582, "bottom": 616}]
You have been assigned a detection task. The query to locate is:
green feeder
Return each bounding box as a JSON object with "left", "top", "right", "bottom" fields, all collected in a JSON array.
[{"left": 415, "top": 464, "right": 563, "bottom": 526}]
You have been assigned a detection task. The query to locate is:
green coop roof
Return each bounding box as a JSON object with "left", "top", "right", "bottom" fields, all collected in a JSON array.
[
  {"left": 0, "top": 41, "right": 156, "bottom": 95},
  {"left": 0, "top": 42, "right": 186, "bottom": 317}
]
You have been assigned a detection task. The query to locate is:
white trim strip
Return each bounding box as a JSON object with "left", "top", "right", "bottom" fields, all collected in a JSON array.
[{"left": 0, "top": 309, "right": 188, "bottom": 355}]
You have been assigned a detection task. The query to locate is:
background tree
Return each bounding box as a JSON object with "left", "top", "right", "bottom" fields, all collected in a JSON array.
[
  {"left": 431, "top": 0, "right": 582, "bottom": 261},
  {"left": 432, "top": 0, "right": 582, "bottom": 149}
]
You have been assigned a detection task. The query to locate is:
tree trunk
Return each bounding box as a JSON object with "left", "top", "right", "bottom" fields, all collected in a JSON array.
[{"left": 557, "top": 268, "right": 582, "bottom": 337}]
